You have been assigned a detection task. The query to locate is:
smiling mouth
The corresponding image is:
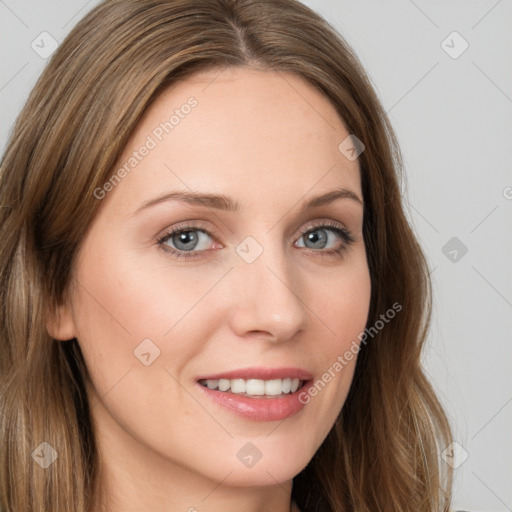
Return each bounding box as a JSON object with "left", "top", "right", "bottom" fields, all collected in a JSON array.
[{"left": 198, "top": 377, "right": 305, "bottom": 398}]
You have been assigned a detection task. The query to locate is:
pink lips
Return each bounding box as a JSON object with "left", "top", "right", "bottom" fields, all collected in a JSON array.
[{"left": 196, "top": 366, "right": 314, "bottom": 422}]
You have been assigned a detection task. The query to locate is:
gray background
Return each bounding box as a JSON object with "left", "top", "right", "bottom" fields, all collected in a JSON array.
[{"left": 1, "top": 1, "right": 511, "bottom": 510}]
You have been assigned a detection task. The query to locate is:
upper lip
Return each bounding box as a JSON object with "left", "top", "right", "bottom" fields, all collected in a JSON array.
[{"left": 197, "top": 367, "right": 313, "bottom": 381}]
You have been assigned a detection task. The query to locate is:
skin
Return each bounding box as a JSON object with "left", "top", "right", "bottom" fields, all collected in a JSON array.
[{"left": 49, "top": 67, "right": 371, "bottom": 512}]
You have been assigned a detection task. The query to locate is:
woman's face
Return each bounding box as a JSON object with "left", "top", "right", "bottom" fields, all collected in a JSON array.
[{"left": 56, "top": 67, "right": 371, "bottom": 490}]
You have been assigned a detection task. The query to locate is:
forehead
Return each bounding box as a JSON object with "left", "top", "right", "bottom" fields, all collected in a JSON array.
[{"left": 106, "top": 67, "right": 362, "bottom": 214}]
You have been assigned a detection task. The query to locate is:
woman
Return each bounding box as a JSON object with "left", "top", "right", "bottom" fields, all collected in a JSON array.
[{"left": 0, "top": 0, "right": 453, "bottom": 510}]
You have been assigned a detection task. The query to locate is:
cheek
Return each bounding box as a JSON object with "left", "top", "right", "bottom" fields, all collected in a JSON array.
[
  {"left": 73, "top": 233, "right": 223, "bottom": 335},
  {"left": 70, "top": 241, "right": 230, "bottom": 388},
  {"left": 299, "top": 255, "right": 371, "bottom": 425},
  {"left": 308, "top": 252, "right": 372, "bottom": 347}
]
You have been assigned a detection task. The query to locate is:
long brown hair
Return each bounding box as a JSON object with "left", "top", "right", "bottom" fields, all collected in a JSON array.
[{"left": 0, "top": 0, "right": 453, "bottom": 510}]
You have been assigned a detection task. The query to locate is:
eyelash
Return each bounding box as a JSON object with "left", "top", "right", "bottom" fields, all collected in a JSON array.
[{"left": 156, "top": 221, "right": 355, "bottom": 260}]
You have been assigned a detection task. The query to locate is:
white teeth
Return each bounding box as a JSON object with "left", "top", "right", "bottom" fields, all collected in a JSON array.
[
  {"left": 200, "top": 377, "right": 303, "bottom": 396},
  {"left": 218, "top": 379, "right": 230, "bottom": 392},
  {"left": 230, "top": 379, "right": 246, "bottom": 393},
  {"left": 246, "top": 379, "right": 265, "bottom": 395},
  {"left": 265, "top": 379, "right": 283, "bottom": 396}
]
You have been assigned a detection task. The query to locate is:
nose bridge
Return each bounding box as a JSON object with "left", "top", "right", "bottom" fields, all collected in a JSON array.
[{"left": 229, "top": 233, "right": 309, "bottom": 341}]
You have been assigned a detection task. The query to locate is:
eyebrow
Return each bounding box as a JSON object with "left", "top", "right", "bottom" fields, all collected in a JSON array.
[{"left": 134, "top": 186, "right": 363, "bottom": 215}]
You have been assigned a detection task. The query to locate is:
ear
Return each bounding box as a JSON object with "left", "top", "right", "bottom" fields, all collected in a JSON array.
[{"left": 46, "top": 302, "right": 76, "bottom": 341}]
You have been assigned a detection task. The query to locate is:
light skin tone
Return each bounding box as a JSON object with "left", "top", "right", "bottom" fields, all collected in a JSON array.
[{"left": 48, "top": 67, "right": 371, "bottom": 512}]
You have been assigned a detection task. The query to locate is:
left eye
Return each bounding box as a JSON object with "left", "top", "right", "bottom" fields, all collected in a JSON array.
[
  {"left": 161, "top": 229, "right": 213, "bottom": 252},
  {"left": 295, "top": 227, "right": 345, "bottom": 250}
]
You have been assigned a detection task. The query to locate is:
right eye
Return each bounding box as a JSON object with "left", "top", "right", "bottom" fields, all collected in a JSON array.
[{"left": 157, "top": 224, "right": 219, "bottom": 259}]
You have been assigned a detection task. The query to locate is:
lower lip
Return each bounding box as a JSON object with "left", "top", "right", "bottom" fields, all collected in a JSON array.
[{"left": 196, "top": 381, "right": 312, "bottom": 421}]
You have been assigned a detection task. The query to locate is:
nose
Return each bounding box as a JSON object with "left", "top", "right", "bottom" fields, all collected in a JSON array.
[{"left": 228, "top": 243, "right": 310, "bottom": 343}]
